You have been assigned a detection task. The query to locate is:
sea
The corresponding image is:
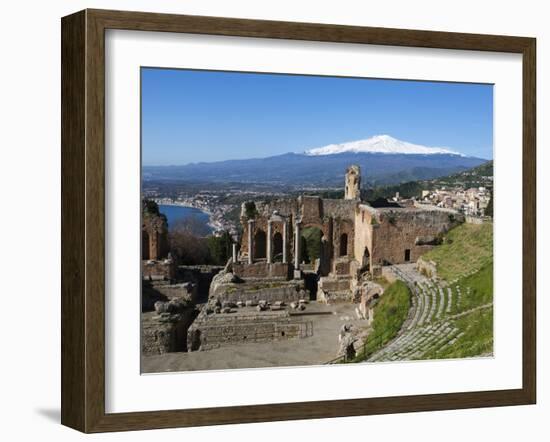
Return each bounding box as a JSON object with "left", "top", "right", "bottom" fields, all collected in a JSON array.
[{"left": 158, "top": 205, "right": 213, "bottom": 234}]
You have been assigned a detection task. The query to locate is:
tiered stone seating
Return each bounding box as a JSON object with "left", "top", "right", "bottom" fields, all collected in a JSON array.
[{"left": 367, "top": 265, "right": 471, "bottom": 362}]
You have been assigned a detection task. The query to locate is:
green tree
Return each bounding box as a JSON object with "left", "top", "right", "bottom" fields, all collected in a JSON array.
[
  {"left": 244, "top": 201, "right": 258, "bottom": 219},
  {"left": 207, "top": 231, "right": 233, "bottom": 265}
]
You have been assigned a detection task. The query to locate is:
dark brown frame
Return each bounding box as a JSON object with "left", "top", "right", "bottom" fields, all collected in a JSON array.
[{"left": 61, "top": 9, "right": 536, "bottom": 433}]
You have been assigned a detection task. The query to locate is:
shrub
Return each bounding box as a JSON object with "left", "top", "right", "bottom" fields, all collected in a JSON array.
[{"left": 244, "top": 201, "right": 258, "bottom": 219}]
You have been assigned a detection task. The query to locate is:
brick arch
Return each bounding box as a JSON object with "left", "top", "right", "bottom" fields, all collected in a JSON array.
[{"left": 301, "top": 222, "right": 329, "bottom": 239}]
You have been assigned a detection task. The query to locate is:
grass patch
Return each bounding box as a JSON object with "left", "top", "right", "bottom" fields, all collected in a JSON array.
[
  {"left": 451, "top": 261, "right": 493, "bottom": 314},
  {"left": 422, "top": 222, "right": 493, "bottom": 281},
  {"left": 351, "top": 280, "right": 411, "bottom": 362},
  {"left": 424, "top": 307, "right": 493, "bottom": 360}
]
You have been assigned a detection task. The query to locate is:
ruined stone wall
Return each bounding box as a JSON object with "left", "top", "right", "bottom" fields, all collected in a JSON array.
[
  {"left": 187, "top": 309, "right": 312, "bottom": 351},
  {"left": 371, "top": 208, "right": 462, "bottom": 265},
  {"left": 354, "top": 205, "right": 376, "bottom": 269},
  {"left": 148, "top": 280, "right": 198, "bottom": 304},
  {"left": 142, "top": 212, "right": 169, "bottom": 260},
  {"left": 332, "top": 217, "right": 354, "bottom": 260},
  {"left": 233, "top": 262, "right": 291, "bottom": 279},
  {"left": 344, "top": 165, "right": 361, "bottom": 200},
  {"left": 239, "top": 196, "right": 357, "bottom": 276},
  {"left": 254, "top": 199, "right": 298, "bottom": 218},
  {"left": 210, "top": 277, "right": 306, "bottom": 304},
  {"left": 142, "top": 259, "right": 176, "bottom": 280},
  {"left": 355, "top": 205, "right": 463, "bottom": 269},
  {"left": 240, "top": 210, "right": 295, "bottom": 263},
  {"left": 299, "top": 195, "right": 323, "bottom": 222},
  {"left": 141, "top": 310, "right": 196, "bottom": 355},
  {"left": 358, "top": 281, "right": 384, "bottom": 323},
  {"left": 323, "top": 198, "right": 357, "bottom": 219}
]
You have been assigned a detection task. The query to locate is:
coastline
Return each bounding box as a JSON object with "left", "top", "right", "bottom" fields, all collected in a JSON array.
[{"left": 154, "top": 199, "right": 222, "bottom": 233}]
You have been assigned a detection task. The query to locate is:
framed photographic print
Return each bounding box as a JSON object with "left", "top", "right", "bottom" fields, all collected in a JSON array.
[{"left": 61, "top": 9, "right": 536, "bottom": 433}]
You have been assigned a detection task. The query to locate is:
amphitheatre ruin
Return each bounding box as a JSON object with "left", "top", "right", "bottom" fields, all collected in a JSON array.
[{"left": 140, "top": 165, "right": 487, "bottom": 372}]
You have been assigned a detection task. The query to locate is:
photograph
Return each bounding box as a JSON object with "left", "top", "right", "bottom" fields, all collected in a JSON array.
[{"left": 140, "top": 68, "right": 494, "bottom": 373}]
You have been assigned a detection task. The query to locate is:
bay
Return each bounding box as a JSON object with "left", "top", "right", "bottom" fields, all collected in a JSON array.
[{"left": 158, "top": 204, "right": 212, "bottom": 235}]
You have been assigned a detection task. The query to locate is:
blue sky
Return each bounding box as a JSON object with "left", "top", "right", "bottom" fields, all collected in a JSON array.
[{"left": 141, "top": 68, "right": 493, "bottom": 165}]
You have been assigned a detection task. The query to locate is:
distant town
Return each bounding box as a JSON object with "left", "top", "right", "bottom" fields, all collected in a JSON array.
[{"left": 142, "top": 160, "right": 493, "bottom": 240}]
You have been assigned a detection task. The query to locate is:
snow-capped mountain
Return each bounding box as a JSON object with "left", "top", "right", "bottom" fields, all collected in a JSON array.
[
  {"left": 305, "top": 135, "right": 464, "bottom": 157},
  {"left": 143, "top": 135, "right": 486, "bottom": 186}
]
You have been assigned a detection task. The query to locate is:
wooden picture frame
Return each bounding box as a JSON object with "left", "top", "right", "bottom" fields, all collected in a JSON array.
[{"left": 61, "top": 9, "right": 536, "bottom": 433}]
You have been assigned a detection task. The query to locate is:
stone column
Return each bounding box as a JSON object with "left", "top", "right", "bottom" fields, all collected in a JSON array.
[
  {"left": 247, "top": 219, "right": 255, "bottom": 264},
  {"left": 232, "top": 243, "right": 237, "bottom": 263},
  {"left": 282, "top": 220, "right": 288, "bottom": 264},
  {"left": 294, "top": 220, "right": 301, "bottom": 269},
  {"left": 267, "top": 220, "right": 273, "bottom": 264}
]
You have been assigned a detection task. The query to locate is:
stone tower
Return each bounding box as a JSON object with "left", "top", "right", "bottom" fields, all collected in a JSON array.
[{"left": 344, "top": 165, "right": 361, "bottom": 200}]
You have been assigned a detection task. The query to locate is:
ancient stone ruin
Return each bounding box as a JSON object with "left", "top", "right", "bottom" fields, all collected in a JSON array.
[
  {"left": 141, "top": 166, "right": 465, "bottom": 362},
  {"left": 141, "top": 200, "right": 176, "bottom": 281},
  {"left": 184, "top": 165, "right": 463, "bottom": 353}
]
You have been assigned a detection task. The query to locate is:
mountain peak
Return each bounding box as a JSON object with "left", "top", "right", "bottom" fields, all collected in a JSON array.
[{"left": 304, "top": 135, "right": 464, "bottom": 157}]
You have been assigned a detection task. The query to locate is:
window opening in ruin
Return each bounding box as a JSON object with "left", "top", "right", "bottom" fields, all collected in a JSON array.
[
  {"left": 363, "top": 247, "right": 371, "bottom": 271},
  {"left": 339, "top": 233, "right": 348, "bottom": 256},
  {"left": 254, "top": 229, "right": 267, "bottom": 259},
  {"left": 142, "top": 231, "right": 150, "bottom": 260},
  {"left": 273, "top": 231, "right": 283, "bottom": 261},
  {"left": 404, "top": 249, "right": 411, "bottom": 262}
]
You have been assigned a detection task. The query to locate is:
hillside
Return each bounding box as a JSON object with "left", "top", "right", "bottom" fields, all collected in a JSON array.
[
  {"left": 142, "top": 152, "right": 486, "bottom": 187},
  {"left": 362, "top": 160, "right": 493, "bottom": 201},
  {"left": 416, "top": 223, "right": 493, "bottom": 359},
  {"left": 422, "top": 222, "right": 493, "bottom": 281},
  {"left": 363, "top": 222, "right": 494, "bottom": 362}
]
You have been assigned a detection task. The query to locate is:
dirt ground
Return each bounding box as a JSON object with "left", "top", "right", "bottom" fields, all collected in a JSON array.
[{"left": 141, "top": 302, "right": 367, "bottom": 373}]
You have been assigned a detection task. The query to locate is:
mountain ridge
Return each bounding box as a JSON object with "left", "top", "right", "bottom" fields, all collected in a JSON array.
[
  {"left": 305, "top": 135, "right": 465, "bottom": 157},
  {"left": 143, "top": 150, "right": 487, "bottom": 187}
]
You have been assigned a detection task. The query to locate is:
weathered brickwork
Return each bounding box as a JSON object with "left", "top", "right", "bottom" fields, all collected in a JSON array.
[
  {"left": 239, "top": 195, "right": 356, "bottom": 279},
  {"left": 187, "top": 309, "right": 313, "bottom": 351},
  {"left": 141, "top": 310, "right": 196, "bottom": 355},
  {"left": 354, "top": 203, "right": 463, "bottom": 270},
  {"left": 210, "top": 276, "right": 306, "bottom": 305},
  {"left": 233, "top": 262, "right": 291, "bottom": 279},
  {"left": 142, "top": 259, "right": 176, "bottom": 280},
  {"left": 142, "top": 210, "right": 169, "bottom": 260},
  {"left": 344, "top": 164, "right": 361, "bottom": 200}
]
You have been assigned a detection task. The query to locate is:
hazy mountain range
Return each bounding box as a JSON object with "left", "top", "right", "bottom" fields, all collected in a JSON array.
[{"left": 143, "top": 135, "right": 488, "bottom": 186}]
